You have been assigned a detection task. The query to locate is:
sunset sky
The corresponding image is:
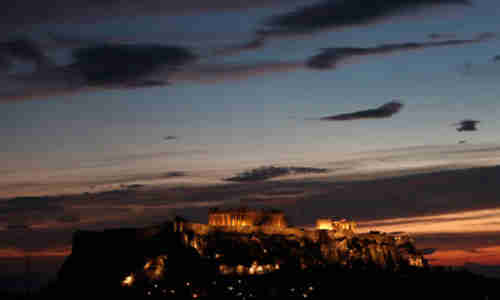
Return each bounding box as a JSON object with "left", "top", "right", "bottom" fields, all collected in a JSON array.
[{"left": 2, "top": 0, "right": 500, "bottom": 284}]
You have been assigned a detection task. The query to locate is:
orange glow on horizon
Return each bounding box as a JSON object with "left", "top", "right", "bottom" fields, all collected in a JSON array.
[
  {"left": 0, "top": 247, "right": 71, "bottom": 259},
  {"left": 428, "top": 246, "right": 500, "bottom": 266}
]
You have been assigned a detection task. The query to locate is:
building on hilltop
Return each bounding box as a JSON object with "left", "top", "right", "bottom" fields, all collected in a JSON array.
[
  {"left": 316, "top": 217, "right": 356, "bottom": 232},
  {"left": 208, "top": 207, "right": 288, "bottom": 228}
]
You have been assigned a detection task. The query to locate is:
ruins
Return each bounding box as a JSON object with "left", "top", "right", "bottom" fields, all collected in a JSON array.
[{"left": 208, "top": 208, "right": 287, "bottom": 228}]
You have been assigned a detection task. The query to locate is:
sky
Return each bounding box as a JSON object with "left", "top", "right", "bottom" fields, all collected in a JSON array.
[{"left": 2, "top": 0, "right": 500, "bottom": 286}]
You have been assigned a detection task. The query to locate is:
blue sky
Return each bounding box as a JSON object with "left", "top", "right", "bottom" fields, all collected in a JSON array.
[{"left": 0, "top": 0, "right": 499, "bottom": 193}]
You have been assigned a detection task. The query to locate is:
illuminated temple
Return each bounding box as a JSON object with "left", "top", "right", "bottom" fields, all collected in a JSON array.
[{"left": 208, "top": 208, "right": 288, "bottom": 228}]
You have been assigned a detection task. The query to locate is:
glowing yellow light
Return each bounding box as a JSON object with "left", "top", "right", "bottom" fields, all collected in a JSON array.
[
  {"left": 316, "top": 219, "right": 333, "bottom": 230},
  {"left": 236, "top": 265, "right": 245, "bottom": 275},
  {"left": 144, "top": 255, "right": 167, "bottom": 280},
  {"left": 121, "top": 274, "right": 135, "bottom": 287}
]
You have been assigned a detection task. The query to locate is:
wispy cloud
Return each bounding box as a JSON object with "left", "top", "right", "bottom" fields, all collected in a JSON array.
[
  {"left": 0, "top": 31, "right": 495, "bottom": 102},
  {"left": 318, "top": 101, "right": 403, "bottom": 121},
  {"left": 307, "top": 33, "right": 495, "bottom": 70},
  {"left": 212, "top": 37, "right": 267, "bottom": 56},
  {"left": 215, "top": 0, "right": 472, "bottom": 56},
  {"left": 225, "top": 165, "right": 329, "bottom": 182},
  {"left": 358, "top": 208, "right": 500, "bottom": 235}
]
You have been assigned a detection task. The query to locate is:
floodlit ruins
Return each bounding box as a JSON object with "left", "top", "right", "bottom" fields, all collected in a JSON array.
[
  {"left": 315, "top": 218, "right": 356, "bottom": 232},
  {"left": 208, "top": 207, "right": 288, "bottom": 228},
  {"left": 171, "top": 208, "right": 427, "bottom": 276},
  {"left": 61, "top": 207, "right": 428, "bottom": 294}
]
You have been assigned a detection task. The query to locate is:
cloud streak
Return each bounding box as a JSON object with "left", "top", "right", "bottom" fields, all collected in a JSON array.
[
  {"left": 0, "top": 32, "right": 495, "bottom": 102},
  {"left": 318, "top": 101, "right": 403, "bottom": 121},
  {"left": 215, "top": 0, "right": 472, "bottom": 56},
  {"left": 225, "top": 166, "right": 329, "bottom": 182},
  {"left": 163, "top": 136, "right": 179, "bottom": 141},
  {"left": 307, "top": 33, "right": 495, "bottom": 70},
  {"left": 262, "top": 0, "right": 470, "bottom": 38}
]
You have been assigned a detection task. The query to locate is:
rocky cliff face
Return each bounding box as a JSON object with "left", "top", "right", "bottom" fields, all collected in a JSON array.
[{"left": 58, "top": 218, "right": 426, "bottom": 292}]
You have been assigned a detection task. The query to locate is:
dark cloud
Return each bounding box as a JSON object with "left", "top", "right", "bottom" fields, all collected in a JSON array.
[
  {"left": 416, "top": 232, "right": 500, "bottom": 252},
  {"left": 0, "top": 31, "right": 494, "bottom": 102},
  {"left": 70, "top": 44, "right": 197, "bottom": 86},
  {"left": 261, "top": 0, "right": 470, "bottom": 38},
  {"left": 164, "top": 135, "right": 178, "bottom": 141},
  {"left": 0, "top": 42, "right": 197, "bottom": 102},
  {"left": 163, "top": 171, "right": 187, "bottom": 178},
  {"left": 454, "top": 119, "right": 480, "bottom": 132},
  {"left": 319, "top": 101, "right": 403, "bottom": 121},
  {"left": 0, "top": 196, "right": 63, "bottom": 215},
  {"left": 123, "top": 80, "right": 169, "bottom": 88},
  {"left": 217, "top": 0, "right": 472, "bottom": 55},
  {"left": 0, "top": 37, "right": 53, "bottom": 72},
  {"left": 226, "top": 166, "right": 329, "bottom": 182},
  {"left": 0, "top": 196, "right": 65, "bottom": 228},
  {"left": 121, "top": 184, "right": 145, "bottom": 190},
  {"left": 1, "top": 0, "right": 303, "bottom": 33},
  {"left": 492, "top": 55, "right": 500, "bottom": 62},
  {"left": 307, "top": 34, "right": 495, "bottom": 70}
]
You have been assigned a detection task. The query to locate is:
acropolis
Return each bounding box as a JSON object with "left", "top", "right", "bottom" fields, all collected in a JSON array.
[{"left": 58, "top": 207, "right": 428, "bottom": 295}]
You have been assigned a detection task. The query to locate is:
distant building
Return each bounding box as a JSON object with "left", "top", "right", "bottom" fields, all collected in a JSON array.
[
  {"left": 316, "top": 217, "right": 356, "bottom": 232},
  {"left": 208, "top": 208, "right": 288, "bottom": 228}
]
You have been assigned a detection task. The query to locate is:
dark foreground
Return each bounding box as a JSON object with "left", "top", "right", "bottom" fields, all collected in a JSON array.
[{"left": 2, "top": 265, "right": 500, "bottom": 300}]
